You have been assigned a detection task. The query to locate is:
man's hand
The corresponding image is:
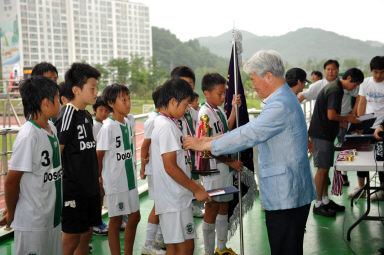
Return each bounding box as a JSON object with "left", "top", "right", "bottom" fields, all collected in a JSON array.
[
  {"left": 346, "top": 114, "right": 361, "bottom": 124},
  {"left": 183, "top": 136, "right": 212, "bottom": 152},
  {"left": 0, "top": 209, "right": 8, "bottom": 226},
  {"left": 228, "top": 160, "right": 243, "bottom": 172},
  {"left": 308, "top": 139, "right": 314, "bottom": 153},
  {"left": 374, "top": 126, "right": 384, "bottom": 140}
]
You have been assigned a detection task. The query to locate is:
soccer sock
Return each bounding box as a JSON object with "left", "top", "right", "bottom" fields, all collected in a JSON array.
[
  {"left": 203, "top": 221, "right": 216, "bottom": 255},
  {"left": 315, "top": 200, "right": 322, "bottom": 208},
  {"left": 322, "top": 196, "right": 330, "bottom": 205},
  {"left": 216, "top": 214, "right": 228, "bottom": 252},
  {"left": 145, "top": 223, "right": 158, "bottom": 246}
]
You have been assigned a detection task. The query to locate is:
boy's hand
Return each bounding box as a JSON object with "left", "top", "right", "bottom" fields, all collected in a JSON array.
[
  {"left": 374, "top": 125, "right": 384, "bottom": 140},
  {"left": 193, "top": 181, "right": 211, "bottom": 203},
  {"left": 308, "top": 139, "right": 314, "bottom": 153},
  {"left": 228, "top": 160, "right": 243, "bottom": 172},
  {"left": 99, "top": 176, "right": 103, "bottom": 184},
  {"left": 140, "top": 165, "right": 146, "bottom": 180},
  {"left": 232, "top": 94, "right": 242, "bottom": 108},
  {"left": 0, "top": 209, "right": 7, "bottom": 226}
]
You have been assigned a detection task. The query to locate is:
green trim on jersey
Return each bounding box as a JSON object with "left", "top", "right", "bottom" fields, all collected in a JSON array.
[
  {"left": 216, "top": 110, "right": 229, "bottom": 133},
  {"left": 120, "top": 123, "right": 136, "bottom": 190},
  {"left": 47, "top": 134, "right": 62, "bottom": 227}
]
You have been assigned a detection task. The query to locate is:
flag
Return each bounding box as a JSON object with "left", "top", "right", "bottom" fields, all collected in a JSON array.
[{"left": 224, "top": 44, "right": 257, "bottom": 237}]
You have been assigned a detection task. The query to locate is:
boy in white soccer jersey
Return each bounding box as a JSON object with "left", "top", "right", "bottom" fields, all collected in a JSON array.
[
  {"left": 92, "top": 96, "right": 110, "bottom": 236},
  {"left": 171, "top": 66, "right": 205, "bottom": 218},
  {"left": 1, "top": 77, "right": 62, "bottom": 255},
  {"left": 96, "top": 84, "right": 140, "bottom": 255},
  {"left": 151, "top": 78, "right": 211, "bottom": 255},
  {"left": 140, "top": 86, "right": 166, "bottom": 255},
  {"left": 199, "top": 73, "right": 243, "bottom": 255}
]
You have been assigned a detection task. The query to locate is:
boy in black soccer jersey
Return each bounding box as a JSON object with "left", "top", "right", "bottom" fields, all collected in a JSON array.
[{"left": 55, "top": 63, "right": 101, "bottom": 255}]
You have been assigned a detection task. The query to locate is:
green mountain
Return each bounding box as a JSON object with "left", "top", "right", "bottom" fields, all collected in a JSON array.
[
  {"left": 152, "top": 26, "right": 226, "bottom": 71},
  {"left": 197, "top": 28, "right": 384, "bottom": 67}
]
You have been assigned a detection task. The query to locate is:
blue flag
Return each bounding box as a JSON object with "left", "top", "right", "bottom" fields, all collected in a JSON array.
[{"left": 224, "top": 44, "right": 257, "bottom": 237}]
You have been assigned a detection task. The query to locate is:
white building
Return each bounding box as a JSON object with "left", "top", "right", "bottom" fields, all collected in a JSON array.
[{"left": 0, "top": 0, "right": 152, "bottom": 78}]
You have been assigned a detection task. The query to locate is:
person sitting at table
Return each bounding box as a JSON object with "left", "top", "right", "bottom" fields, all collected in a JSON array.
[{"left": 349, "top": 56, "right": 384, "bottom": 201}]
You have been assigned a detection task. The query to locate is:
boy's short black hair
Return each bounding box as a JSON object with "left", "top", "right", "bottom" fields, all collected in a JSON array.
[
  {"left": 93, "top": 96, "right": 109, "bottom": 111},
  {"left": 152, "top": 85, "right": 162, "bottom": 109},
  {"left": 342, "top": 68, "right": 364, "bottom": 83},
  {"left": 323, "top": 59, "right": 339, "bottom": 70},
  {"left": 170, "top": 66, "right": 195, "bottom": 83},
  {"left": 311, "top": 71, "right": 323, "bottom": 79},
  {"left": 370, "top": 56, "right": 384, "bottom": 71},
  {"left": 191, "top": 92, "right": 199, "bottom": 101},
  {"left": 31, "top": 62, "right": 58, "bottom": 76},
  {"left": 157, "top": 79, "right": 194, "bottom": 109},
  {"left": 64, "top": 63, "right": 101, "bottom": 100},
  {"left": 102, "top": 83, "right": 130, "bottom": 112},
  {"left": 19, "top": 76, "right": 59, "bottom": 119},
  {"left": 201, "top": 72, "right": 226, "bottom": 92},
  {"left": 58, "top": 81, "right": 70, "bottom": 105}
]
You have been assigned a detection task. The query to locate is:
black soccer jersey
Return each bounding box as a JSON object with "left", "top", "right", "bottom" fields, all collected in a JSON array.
[{"left": 55, "top": 103, "right": 99, "bottom": 198}]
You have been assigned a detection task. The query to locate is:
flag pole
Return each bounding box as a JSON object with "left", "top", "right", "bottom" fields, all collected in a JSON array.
[{"left": 233, "top": 29, "right": 244, "bottom": 255}]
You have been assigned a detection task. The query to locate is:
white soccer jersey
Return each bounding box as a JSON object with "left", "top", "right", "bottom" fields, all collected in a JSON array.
[
  {"left": 178, "top": 106, "right": 197, "bottom": 138},
  {"left": 143, "top": 111, "right": 159, "bottom": 175},
  {"left": 358, "top": 76, "right": 384, "bottom": 128},
  {"left": 198, "top": 103, "right": 230, "bottom": 181},
  {"left": 151, "top": 115, "right": 192, "bottom": 214},
  {"left": 93, "top": 119, "right": 103, "bottom": 140},
  {"left": 97, "top": 116, "right": 137, "bottom": 195},
  {"left": 10, "top": 120, "right": 62, "bottom": 231}
]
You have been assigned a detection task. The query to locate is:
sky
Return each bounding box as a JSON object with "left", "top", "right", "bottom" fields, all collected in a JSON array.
[{"left": 138, "top": 0, "right": 384, "bottom": 44}]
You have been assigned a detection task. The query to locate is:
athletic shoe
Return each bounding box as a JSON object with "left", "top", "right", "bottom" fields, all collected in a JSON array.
[
  {"left": 93, "top": 223, "right": 108, "bottom": 236},
  {"left": 214, "top": 247, "right": 238, "bottom": 255},
  {"left": 325, "top": 200, "right": 345, "bottom": 212},
  {"left": 371, "top": 190, "right": 384, "bottom": 201},
  {"left": 347, "top": 187, "right": 366, "bottom": 198},
  {"left": 313, "top": 204, "right": 336, "bottom": 217},
  {"left": 89, "top": 244, "right": 93, "bottom": 253},
  {"left": 155, "top": 235, "right": 166, "bottom": 249},
  {"left": 342, "top": 175, "right": 350, "bottom": 186},
  {"left": 192, "top": 205, "right": 205, "bottom": 218},
  {"left": 141, "top": 243, "right": 166, "bottom": 255}
]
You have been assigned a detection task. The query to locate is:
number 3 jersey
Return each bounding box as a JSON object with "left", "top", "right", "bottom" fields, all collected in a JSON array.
[
  {"left": 96, "top": 116, "right": 137, "bottom": 195},
  {"left": 9, "top": 120, "right": 62, "bottom": 231},
  {"left": 55, "top": 103, "right": 99, "bottom": 198}
]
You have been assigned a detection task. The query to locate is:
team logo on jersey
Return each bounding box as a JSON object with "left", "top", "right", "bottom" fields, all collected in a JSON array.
[
  {"left": 80, "top": 140, "right": 96, "bottom": 151},
  {"left": 64, "top": 200, "right": 76, "bottom": 208},
  {"left": 54, "top": 141, "right": 58, "bottom": 148},
  {"left": 85, "top": 118, "right": 89, "bottom": 123},
  {"left": 43, "top": 168, "right": 63, "bottom": 183},
  {"left": 116, "top": 150, "right": 132, "bottom": 161},
  {"left": 117, "top": 202, "right": 124, "bottom": 211},
  {"left": 185, "top": 223, "right": 194, "bottom": 235}
]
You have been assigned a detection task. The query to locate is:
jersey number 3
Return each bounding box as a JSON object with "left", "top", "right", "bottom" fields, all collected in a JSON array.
[{"left": 41, "top": 150, "right": 50, "bottom": 166}]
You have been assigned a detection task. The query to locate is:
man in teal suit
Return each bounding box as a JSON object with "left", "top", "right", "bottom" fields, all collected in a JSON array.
[{"left": 183, "top": 50, "right": 316, "bottom": 255}]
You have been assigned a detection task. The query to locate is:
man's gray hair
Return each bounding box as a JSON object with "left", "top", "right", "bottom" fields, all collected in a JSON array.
[{"left": 243, "top": 50, "right": 285, "bottom": 78}]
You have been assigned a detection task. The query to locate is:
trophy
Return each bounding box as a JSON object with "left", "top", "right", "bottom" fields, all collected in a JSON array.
[{"left": 191, "top": 114, "right": 219, "bottom": 175}]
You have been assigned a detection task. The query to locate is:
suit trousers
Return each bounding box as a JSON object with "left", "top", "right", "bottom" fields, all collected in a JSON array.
[{"left": 265, "top": 203, "right": 311, "bottom": 255}]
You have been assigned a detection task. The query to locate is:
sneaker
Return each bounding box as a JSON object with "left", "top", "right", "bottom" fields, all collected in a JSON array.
[
  {"left": 325, "top": 200, "right": 345, "bottom": 212},
  {"left": 313, "top": 204, "right": 336, "bottom": 217},
  {"left": 342, "top": 175, "right": 350, "bottom": 186},
  {"left": 347, "top": 187, "right": 366, "bottom": 198},
  {"left": 155, "top": 235, "right": 166, "bottom": 250},
  {"left": 89, "top": 244, "right": 93, "bottom": 253},
  {"left": 141, "top": 243, "right": 166, "bottom": 255},
  {"left": 93, "top": 224, "right": 108, "bottom": 236},
  {"left": 192, "top": 205, "right": 205, "bottom": 218},
  {"left": 371, "top": 190, "right": 384, "bottom": 201},
  {"left": 214, "top": 247, "right": 237, "bottom": 255}
]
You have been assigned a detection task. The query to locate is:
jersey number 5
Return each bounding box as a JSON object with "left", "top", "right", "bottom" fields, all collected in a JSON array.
[{"left": 116, "top": 136, "right": 121, "bottom": 148}]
